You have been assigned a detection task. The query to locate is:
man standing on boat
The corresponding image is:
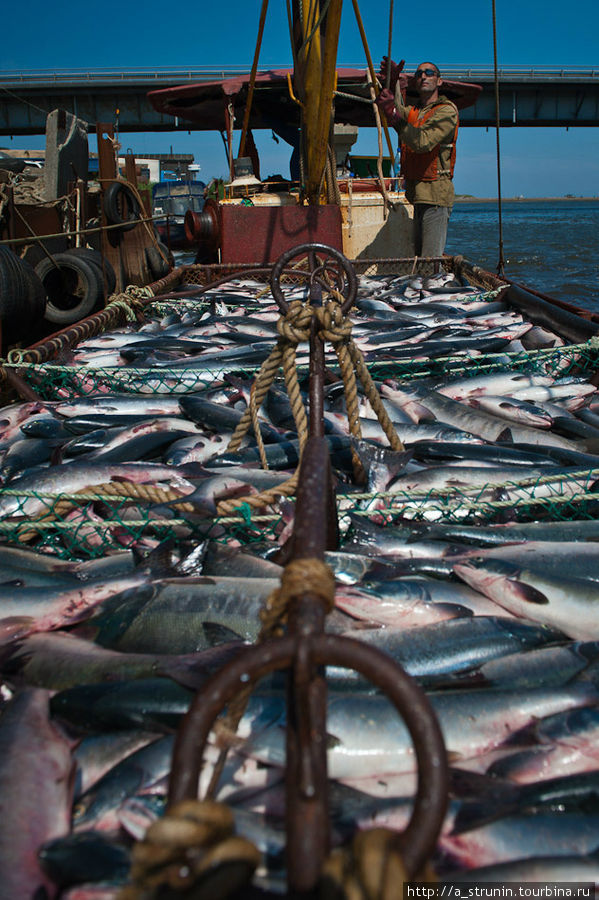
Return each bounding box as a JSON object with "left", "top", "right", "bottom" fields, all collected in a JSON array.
[{"left": 376, "top": 60, "right": 458, "bottom": 258}]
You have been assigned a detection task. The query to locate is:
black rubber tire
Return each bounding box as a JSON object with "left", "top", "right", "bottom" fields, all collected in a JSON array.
[
  {"left": 20, "top": 258, "right": 47, "bottom": 322},
  {"left": 145, "top": 242, "right": 172, "bottom": 281},
  {"left": 0, "top": 246, "right": 24, "bottom": 322},
  {"left": 0, "top": 248, "right": 47, "bottom": 342},
  {"left": 0, "top": 158, "right": 25, "bottom": 174},
  {"left": 65, "top": 247, "right": 117, "bottom": 296},
  {"left": 35, "top": 253, "right": 103, "bottom": 325},
  {"left": 103, "top": 181, "right": 142, "bottom": 231},
  {"left": 157, "top": 241, "right": 174, "bottom": 268}
]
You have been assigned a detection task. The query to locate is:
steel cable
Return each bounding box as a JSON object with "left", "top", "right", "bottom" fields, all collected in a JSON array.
[{"left": 492, "top": 0, "right": 506, "bottom": 276}]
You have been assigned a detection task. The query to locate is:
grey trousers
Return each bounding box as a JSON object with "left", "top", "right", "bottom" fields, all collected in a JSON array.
[{"left": 413, "top": 204, "right": 452, "bottom": 257}]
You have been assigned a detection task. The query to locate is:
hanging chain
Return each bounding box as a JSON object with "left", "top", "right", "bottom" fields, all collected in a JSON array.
[{"left": 492, "top": 0, "right": 506, "bottom": 277}]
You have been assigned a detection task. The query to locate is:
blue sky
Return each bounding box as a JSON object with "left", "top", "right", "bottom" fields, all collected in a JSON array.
[{"left": 2, "top": 0, "right": 598, "bottom": 196}]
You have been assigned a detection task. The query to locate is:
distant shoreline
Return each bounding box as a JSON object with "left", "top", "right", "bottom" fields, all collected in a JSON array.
[{"left": 454, "top": 196, "right": 598, "bottom": 203}]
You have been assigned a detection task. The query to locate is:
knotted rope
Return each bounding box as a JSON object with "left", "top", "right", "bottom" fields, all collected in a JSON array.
[
  {"left": 105, "top": 284, "right": 154, "bottom": 323},
  {"left": 216, "top": 292, "right": 404, "bottom": 517},
  {"left": 117, "top": 799, "right": 260, "bottom": 899},
  {"left": 319, "top": 828, "right": 437, "bottom": 899}
]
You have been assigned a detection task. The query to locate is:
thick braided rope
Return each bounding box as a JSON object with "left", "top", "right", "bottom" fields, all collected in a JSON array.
[
  {"left": 314, "top": 300, "right": 365, "bottom": 482},
  {"left": 105, "top": 284, "right": 153, "bottom": 322},
  {"left": 205, "top": 557, "right": 335, "bottom": 800},
  {"left": 12, "top": 480, "right": 195, "bottom": 542},
  {"left": 117, "top": 799, "right": 260, "bottom": 899},
  {"left": 320, "top": 828, "right": 437, "bottom": 899},
  {"left": 217, "top": 303, "right": 314, "bottom": 516},
  {"left": 349, "top": 341, "right": 406, "bottom": 449},
  {"left": 226, "top": 343, "right": 285, "bottom": 453},
  {"left": 220, "top": 295, "right": 404, "bottom": 516},
  {"left": 326, "top": 289, "right": 405, "bottom": 453},
  {"left": 259, "top": 557, "right": 336, "bottom": 638},
  {"left": 226, "top": 301, "right": 313, "bottom": 455},
  {"left": 248, "top": 378, "right": 269, "bottom": 470}
]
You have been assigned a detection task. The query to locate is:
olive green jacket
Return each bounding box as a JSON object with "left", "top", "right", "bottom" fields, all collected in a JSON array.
[{"left": 395, "top": 91, "right": 459, "bottom": 207}]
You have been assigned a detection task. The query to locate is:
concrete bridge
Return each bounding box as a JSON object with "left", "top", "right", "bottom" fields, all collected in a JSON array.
[{"left": 1, "top": 65, "right": 598, "bottom": 136}]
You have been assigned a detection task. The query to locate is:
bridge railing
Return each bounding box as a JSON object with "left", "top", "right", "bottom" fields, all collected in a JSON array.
[{"left": 0, "top": 64, "right": 598, "bottom": 85}]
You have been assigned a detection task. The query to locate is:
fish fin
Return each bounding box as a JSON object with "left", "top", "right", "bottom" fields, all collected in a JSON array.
[
  {"left": 135, "top": 540, "right": 179, "bottom": 579},
  {"left": 203, "top": 622, "right": 245, "bottom": 647},
  {"left": 350, "top": 438, "right": 414, "bottom": 493},
  {"left": 449, "top": 767, "right": 518, "bottom": 800},
  {"left": 451, "top": 799, "right": 514, "bottom": 835},
  {"left": 574, "top": 659, "right": 599, "bottom": 686},
  {"left": 513, "top": 582, "right": 550, "bottom": 605},
  {"left": 0, "top": 616, "right": 35, "bottom": 643},
  {"left": 497, "top": 427, "right": 513, "bottom": 442},
  {"left": 581, "top": 439, "right": 599, "bottom": 455},
  {"left": 326, "top": 733, "right": 343, "bottom": 750},
  {"left": 175, "top": 541, "right": 209, "bottom": 576},
  {"left": 165, "top": 642, "right": 248, "bottom": 689},
  {"left": 499, "top": 713, "right": 546, "bottom": 747},
  {"left": 178, "top": 461, "right": 213, "bottom": 479}
]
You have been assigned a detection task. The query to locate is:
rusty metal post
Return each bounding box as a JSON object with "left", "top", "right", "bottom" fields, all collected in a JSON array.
[
  {"left": 284, "top": 438, "right": 335, "bottom": 894},
  {"left": 166, "top": 244, "right": 448, "bottom": 898},
  {"left": 2, "top": 368, "right": 45, "bottom": 403}
]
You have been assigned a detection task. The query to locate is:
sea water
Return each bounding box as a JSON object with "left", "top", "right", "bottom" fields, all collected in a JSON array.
[
  {"left": 174, "top": 198, "right": 599, "bottom": 313},
  {"left": 446, "top": 199, "right": 599, "bottom": 313}
]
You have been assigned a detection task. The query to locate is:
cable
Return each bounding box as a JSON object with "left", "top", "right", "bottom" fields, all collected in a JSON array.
[
  {"left": 491, "top": 0, "right": 506, "bottom": 277},
  {"left": 386, "top": 0, "right": 394, "bottom": 90},
  {"left": 238, "top": 0, "right": 270, "bottom": 159}
]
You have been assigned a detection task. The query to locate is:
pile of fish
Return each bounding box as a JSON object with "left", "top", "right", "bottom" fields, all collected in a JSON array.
[{"left": 1, "top": 270, "right": 599, "bottom": 896}]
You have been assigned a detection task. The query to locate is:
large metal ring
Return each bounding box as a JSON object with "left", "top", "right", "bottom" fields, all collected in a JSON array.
[
  {"left": 270, "top": 243, "right": 358, "bottom": 315},
  {"left": 168, "top": 633, "right": 448, "bottom": 878}
]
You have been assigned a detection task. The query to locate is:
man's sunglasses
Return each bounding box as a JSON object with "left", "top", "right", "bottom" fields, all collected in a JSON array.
[{"left": 415, "top": 68, "right": 438, "bottom": 78}]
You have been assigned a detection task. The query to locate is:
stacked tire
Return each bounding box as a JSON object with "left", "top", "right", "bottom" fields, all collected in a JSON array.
[
  {"left": 145, "top": 242, "right": 173, "bottom": 282},
  {"left": 34, "top": 249, "right": 116, "bottom": 326},
  {"left": 0, "top": 246, "right": 46, "bottom": 343}
]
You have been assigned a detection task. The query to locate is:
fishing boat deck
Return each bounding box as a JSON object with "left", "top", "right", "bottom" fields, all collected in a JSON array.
[{"left": 0, "top": 251, "right": 598, "bottom": 895}]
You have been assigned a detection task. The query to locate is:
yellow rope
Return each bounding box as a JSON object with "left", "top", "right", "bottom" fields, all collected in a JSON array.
[
  {"left": 117, "top": 799, "right": 260, "bottom": 899},
  {"left": 219, "top": 294, "right": 404, "bottom": 516},
  {"left": 320, "top": 828, "right": 437, "bottom": 899},
  {"left": 12, "top": 479, "right": 195, "bottom": 542},
  {"left": 259, "top": 556, "right": 336, "bottom": 638}
]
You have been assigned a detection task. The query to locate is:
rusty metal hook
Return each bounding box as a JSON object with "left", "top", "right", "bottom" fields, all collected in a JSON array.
[{"left": 168, "top": 632, "right": 448, "bottom": 885}]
